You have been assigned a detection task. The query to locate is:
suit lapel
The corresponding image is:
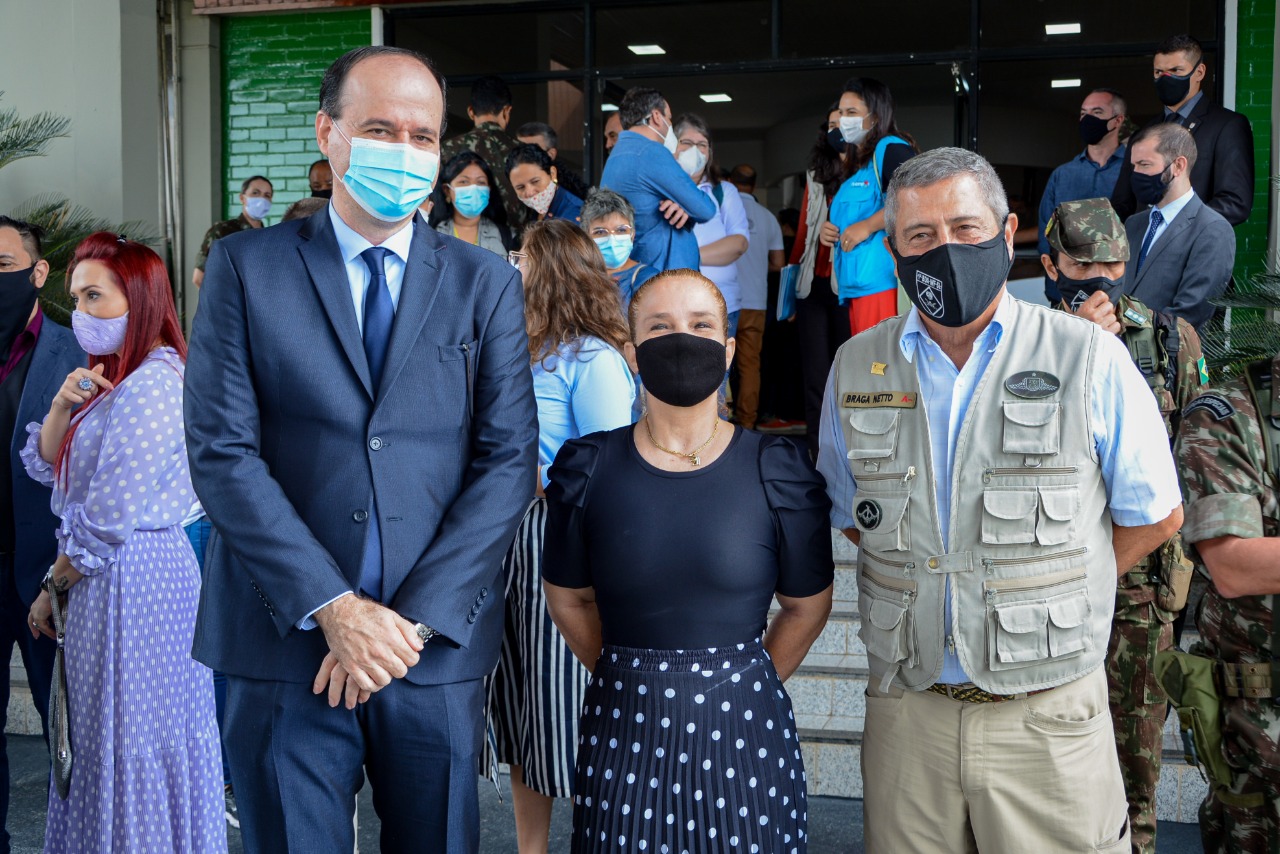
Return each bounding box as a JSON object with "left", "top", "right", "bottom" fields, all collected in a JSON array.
[
  {"left": 297, "top": 210, "right": 374, "bottom": 398},
  {"left": 12, "top": 323, "right": 73, "bottom": 458},
  {"left": 376, "top": 217, "right": 446, "bottom": 405},
  {"left": 1141, "top": 197, "right": 1198, "bottom": 278},
  {"left": 1185, "top": 97, "right": 1211, "bottom": 134}
]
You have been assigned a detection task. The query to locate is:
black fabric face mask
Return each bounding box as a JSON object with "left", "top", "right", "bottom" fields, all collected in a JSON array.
[
  {"left": 1078, "top": 114, "right": 1113, "bottom": 146},
  {"left": 826, "top": 128, "right": 847, "bottom": 153},
  {"left": 890, "top": 230, "right": 1012, "bottom": 328},
  {"left": 635, "top": 332, "right": 727, "bottom": 407},
  {"left": 1154, "top": 73, "right": 1192, "bottom": 107},
  {"left": 1130, "top": 165, "right": 1172, "bottom": 207},
  {"left": 1056, "top": 273, "right": 1119, "bottom": 312},
  {"left": 311, "top": 189, "right": 333, "bottom": 200},
  {"left": 0, "top": 268, "right": 39, "bottom": 361}
]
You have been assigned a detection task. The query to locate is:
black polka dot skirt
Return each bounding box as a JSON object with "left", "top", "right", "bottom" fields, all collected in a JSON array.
[{"left": 571, "top": 640, "right": 808, "bottom": 854}]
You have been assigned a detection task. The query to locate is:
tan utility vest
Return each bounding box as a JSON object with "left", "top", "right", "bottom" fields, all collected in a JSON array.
[{"left": 836, "top": 298, "right": 1116, "bottom": 693}]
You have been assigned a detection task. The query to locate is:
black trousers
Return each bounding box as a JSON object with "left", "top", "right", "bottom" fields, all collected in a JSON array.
[
  {"left": 795, "top": 276, "right": 850, "bottom": 458},
  {"left": 0, "top": 553, "right": 54, "bottom": 854},
  {"left": 226, "top": 672, "right": 486, "bottom": 854}
]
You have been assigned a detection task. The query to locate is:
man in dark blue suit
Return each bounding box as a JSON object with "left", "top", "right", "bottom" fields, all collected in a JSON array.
[
  {"left": 185, "top": 47, "right": 537, "bottom": 853},
  {"left": 0, "top": 217, "right": 85, "bottom": 853}
]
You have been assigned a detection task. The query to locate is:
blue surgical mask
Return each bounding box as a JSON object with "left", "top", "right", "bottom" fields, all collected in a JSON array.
[
  {"left": 244, "top": 197, "right": 272, "bottom": 221},
  {"left": 333, "top": 124, "right": 439, "bottom": 222},
  {"left": 451, "top": 184, "right": 490, "bottom": 218},
  {"left": 594, "top": 234, "right": 634, "bottom": 269}
]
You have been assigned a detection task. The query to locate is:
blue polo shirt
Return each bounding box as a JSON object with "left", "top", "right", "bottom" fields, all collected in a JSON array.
[
  {"left": 601, "top": 130, "right": 718, "bottom": 273},
  {"left": 1037, "top": 145, "right": 1127, "bottom": 302}
]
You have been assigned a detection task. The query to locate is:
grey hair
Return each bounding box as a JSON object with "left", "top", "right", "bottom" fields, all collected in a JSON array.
[
  {"left": 581, "top": 188, "right": 636, "bottom": 229},
  {"left": 883, "top": 147, "right": 1009, "bottom": 247}
]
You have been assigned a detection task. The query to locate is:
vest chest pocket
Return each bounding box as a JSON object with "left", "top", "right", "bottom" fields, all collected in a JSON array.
[
  {"left": 985, "top": 571, "right": 1091, "bottom": 672},
  {"left": 1002, "top": 401, "right": 1060, "bottom": 457},
  {"left": 857, "top": 566, "right": 919, "bottom": 671},
  {"left": 852, "top": 489, "right": 911, "bottom": 552},
  {"left": 845, "top": 409, "right": 900, "bottom": 468},
  {"left": 982, "top": 486, "right": 1080, "bottom": 547}
]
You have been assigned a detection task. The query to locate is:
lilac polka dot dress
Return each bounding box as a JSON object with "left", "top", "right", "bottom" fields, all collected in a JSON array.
[{"left": 22, "top": 347, "right": 227, "bottom": 853}]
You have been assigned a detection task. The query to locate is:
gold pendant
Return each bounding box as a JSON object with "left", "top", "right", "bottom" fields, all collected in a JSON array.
[{"left": 690, "top": 454, "right": 700, "bottom": 466}]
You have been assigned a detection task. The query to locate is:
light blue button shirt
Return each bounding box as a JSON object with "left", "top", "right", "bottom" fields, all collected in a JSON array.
[
  {"left": 1144, "top": 187, "right": 1196, "bottom": 250},
  {"left": 817, "top": 292, "right": 1182, "bottom": 682},
  {"left": 298, "top": 205, "right": 418, "bottom": 630}
]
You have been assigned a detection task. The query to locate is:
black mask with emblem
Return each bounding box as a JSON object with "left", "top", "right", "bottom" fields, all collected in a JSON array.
[
  {"left": 1056, "top": 273, "right": 1119, "bottom": 313},
  {"left": 890, "top": 227, "right": 1012, "bottom": 328}
]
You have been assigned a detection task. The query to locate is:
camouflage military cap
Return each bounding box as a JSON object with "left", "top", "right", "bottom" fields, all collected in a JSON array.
[{"left": 1045, "top": 198, "right": 1130, "bottom": 263}]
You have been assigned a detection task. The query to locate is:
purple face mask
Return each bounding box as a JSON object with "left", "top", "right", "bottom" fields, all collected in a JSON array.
[{"left": 72, "top": 311, "right": 129, "bottom": 355}]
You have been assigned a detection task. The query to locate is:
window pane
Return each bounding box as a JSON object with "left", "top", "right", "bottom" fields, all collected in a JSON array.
[
  {"left": 781, "top": 2, "right": 969, "bottom": 57},
  {"left": 594, "top": 1, "right": 770, "bottom": 67},
  {"left": 444, "top": 80, "right": 587, "bottom": 177},
  {"left": 979, "top": 1, "right": 1216, "bottom": 49},
  {"left": 389, "top": 9, "right": 585, "bottom": 77}
]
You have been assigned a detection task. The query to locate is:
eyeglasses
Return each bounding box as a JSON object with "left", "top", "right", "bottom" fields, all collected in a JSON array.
[
  {"left": 507, "top": 251, "right": 528, "bottom": 270},
  {"left": 587, "top": 225, "right": 635, "bottom": 239}
]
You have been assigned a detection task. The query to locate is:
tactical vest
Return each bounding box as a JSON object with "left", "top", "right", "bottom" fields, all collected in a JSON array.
[
  {"left": 836, "top": 299, "right": 1116, "bottom": 693},
  {"left": 1119, "top": 300, "right": 1181, "bottom": 435}
]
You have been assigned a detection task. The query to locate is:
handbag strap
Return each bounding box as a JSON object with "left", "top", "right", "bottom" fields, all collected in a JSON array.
[{"left": 46, "top": 575, "right": 68, "bottom": 644}]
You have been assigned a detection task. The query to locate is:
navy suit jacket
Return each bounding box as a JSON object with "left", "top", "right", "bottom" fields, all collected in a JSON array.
[
  {"left": 185, "top": 208, "right": 537, "bottom": 686},
  {"left": 10, "top": 316, "right": 85, "bottom": 607},
  {"left": 1122, "top": 193, "right": 1235, "bottom": 332}
]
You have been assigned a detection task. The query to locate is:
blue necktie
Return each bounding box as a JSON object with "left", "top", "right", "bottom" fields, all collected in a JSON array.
[
  {"left": 358, "top": 246, "right": 393, "bottom": 600},
  {"left": 1136, "top": 208, "right": 1164, "bottom": 275}
]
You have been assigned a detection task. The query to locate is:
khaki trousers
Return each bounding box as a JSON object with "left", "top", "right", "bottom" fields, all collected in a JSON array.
[
  {"left": 863, "top": 667, "right": 1131, "bottom": 853},
  {"left": 733, "top": 309, "right": 766, "bottom": 428}
]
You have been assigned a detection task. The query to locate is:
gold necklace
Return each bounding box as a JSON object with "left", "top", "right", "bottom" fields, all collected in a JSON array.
[{"left": 644, "top": 417, "right": 719, "bottom": 466}]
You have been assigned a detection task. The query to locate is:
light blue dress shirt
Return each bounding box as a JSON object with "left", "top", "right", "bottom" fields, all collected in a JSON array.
[
  {"left": 535, "top": 337, "right": 637, "bottom": 488},
  {"left": 1143, "top": 187, "right": 1196, "bottom": 249},
  {"left": 298, "top": 205, "right": 418, "bottom": 629},
  {"left": 816, "top": 292, "right": 1182, "bottom": 682}
]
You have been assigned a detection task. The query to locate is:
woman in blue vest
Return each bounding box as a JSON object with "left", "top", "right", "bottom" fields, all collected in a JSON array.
[
  {"left": 506, "top": 143, "right": 585, "bottom": 227},
  {"left": 820, "top": 78, "right": 916, "bottom": 335}
]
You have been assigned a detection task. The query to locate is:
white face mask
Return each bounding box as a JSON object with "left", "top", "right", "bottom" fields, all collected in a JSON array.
[
  {"left": 650, "top": 113, "right": 678, "bottom": 154},
  {"left": 677, "top": 146, "right": 708, "bottom": 178},
  {"left": 840, "top": 115, "right": 869, "bottom": 145}
]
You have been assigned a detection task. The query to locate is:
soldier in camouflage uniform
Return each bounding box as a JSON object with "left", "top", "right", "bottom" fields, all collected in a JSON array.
[
  {"left": 192, "top": 174, "right": 273, "bottom": 288},
  {"left": 1177, "top": 348, "right": 1280, "bottom": 853},
  {"left": 440, "top": 75, "right": 527, "bottom": 235},
  {"left": 1042, "top": 198, "right": 1206, "bottom": 854}
]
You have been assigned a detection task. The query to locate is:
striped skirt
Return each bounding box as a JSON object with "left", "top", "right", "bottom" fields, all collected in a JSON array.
[
  {"left": 572, "top": 641, "right": 808, "bottom": 854},
  {"left": 484, "top": 498, "right": 589, "bottom": 797}
]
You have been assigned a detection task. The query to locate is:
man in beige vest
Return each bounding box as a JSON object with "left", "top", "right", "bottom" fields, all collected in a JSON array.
[{"left": 815, "top": 148, "right": 1184, "bottom": 852}]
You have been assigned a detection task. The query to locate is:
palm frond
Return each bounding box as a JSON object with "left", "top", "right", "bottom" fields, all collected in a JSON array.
[
  {"left": 1199, "top": 318, "right": 1280, "bottom": 379},
  {"left": 9, "top": 195, "right": 158, "bottom": 323},
  {"left": 0, "top": 96, "right": 71, "bottom": 170}
]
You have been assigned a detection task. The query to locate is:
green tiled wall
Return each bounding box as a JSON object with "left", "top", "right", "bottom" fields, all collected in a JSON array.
[
  {"left": 1234, "top": 0, "right": 1275, "bottom": 282},
  {"left": 220, "top": 11, "right": 371, "bottom": 221}
]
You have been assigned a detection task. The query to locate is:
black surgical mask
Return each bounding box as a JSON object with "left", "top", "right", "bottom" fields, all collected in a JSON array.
[
  {"left": 635, "top": 333, "right": 727, "bottom": 407},
  {"left": 1130, "top": 165, "right": 1172, "bottom": 207},
  {"left": 1056, "top": 273, "right": 1119, "bottom": 313},
  {"left": 311, "top": 189, "right": 333, "bottom": 200},
  {"left": 890, "top": 230, "right": 1012, "bottom": 328},
  {"left": 826, "top": 128, "right": 847, "bottom": 153},
  {"left": 0, "top": 268, "right": 40, "bottom": 359},
  {"left": 1078, "top": 114, "right": 1113, "bottom": 146},
  {"left": 1154, "top": 72, "right": 1193, "bottom": 107}
]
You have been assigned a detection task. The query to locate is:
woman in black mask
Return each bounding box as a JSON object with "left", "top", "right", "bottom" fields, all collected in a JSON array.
[{"left": 541, "top": 270, "right": 834, "bottom": 854}]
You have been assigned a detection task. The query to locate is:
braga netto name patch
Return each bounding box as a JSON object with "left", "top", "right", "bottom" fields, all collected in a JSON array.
[{"left": 842, "top": 392, "right": 918, "bottom": 408}]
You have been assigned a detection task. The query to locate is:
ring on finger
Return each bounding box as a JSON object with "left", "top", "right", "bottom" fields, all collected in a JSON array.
[{"left": 77, "top": 377, "right": 95, "bottom": 392}]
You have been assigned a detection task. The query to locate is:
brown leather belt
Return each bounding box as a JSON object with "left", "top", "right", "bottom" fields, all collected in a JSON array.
[{"left": 926, "top": 682, "right": 1053, "bottom": 703}]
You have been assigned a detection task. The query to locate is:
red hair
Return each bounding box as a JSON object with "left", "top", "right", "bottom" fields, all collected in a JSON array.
[{"left": 55, "top": 232, "right": 187, "bottom": 478}]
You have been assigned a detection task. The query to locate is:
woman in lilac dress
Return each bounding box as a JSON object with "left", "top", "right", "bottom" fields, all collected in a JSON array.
[{"left": 22, "top": 233, "right": 225, "bottom": 853}]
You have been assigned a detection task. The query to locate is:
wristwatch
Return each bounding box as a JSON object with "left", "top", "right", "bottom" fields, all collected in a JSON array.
[{"left": 414, "top": 623, "right": 438, "bottom": 644}]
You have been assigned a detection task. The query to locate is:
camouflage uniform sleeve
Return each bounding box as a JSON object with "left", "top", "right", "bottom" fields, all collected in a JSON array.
[
  {"left": 1170, "top": 318, "right": 1208, "bottom": 434},
  {"left": 194, "top": 222, "right": 220, "bottom": 272},
  {"left": 1175, "top": 378, "right": 1269, "bottom": 551}
]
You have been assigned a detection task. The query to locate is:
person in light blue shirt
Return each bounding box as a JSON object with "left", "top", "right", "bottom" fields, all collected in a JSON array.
[
  {"left": 487, "top": 218, "right": 635, "bottom": 851},
  {"left": 600, "top": 88, "right": 717, "bottom": 272},
  {"left": 1036, "top": 88, "right": 1128, "bottom": 304}
]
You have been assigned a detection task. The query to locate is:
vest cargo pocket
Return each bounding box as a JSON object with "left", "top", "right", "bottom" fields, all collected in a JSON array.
[
  {"left": 1036, "top": 486, "right": 1079, "bottom": 546},
  {"left": 846, "top": 409, "right": 900, "bottom": 467},
  {"left": 985, "top": 569, "right": 1090, "bottom": 671},
  {"left": 857, "top": 568, "right": 918, "bottom": 671},
  {"left": 853, "top": 490, "right": 911, "bottom": 552},
  {"left": 1001, "top": 401, "right": 1061, "bottom": 456},
  {"left": 981, "top": 489, "right": 1038, "bottom": 545}
]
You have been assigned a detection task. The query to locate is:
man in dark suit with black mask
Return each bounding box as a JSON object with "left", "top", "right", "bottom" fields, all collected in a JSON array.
[
  {"left": 1111, "top": 33, "right": 1254, "bottom": 226},
  {"left": 0, "top": 216, "right": 85, "bottom": 853}
]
